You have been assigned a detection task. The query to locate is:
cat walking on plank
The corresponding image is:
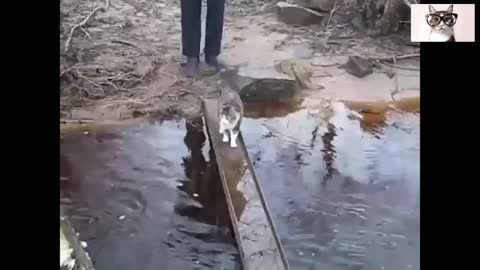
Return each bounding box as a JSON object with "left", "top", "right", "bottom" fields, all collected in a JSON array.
[{"left": 217, "top": 81, "right": 243, "bottom": 149}]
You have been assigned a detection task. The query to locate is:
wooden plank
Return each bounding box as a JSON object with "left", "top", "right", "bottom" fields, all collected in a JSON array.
[
  {"left": 202, "top": 98, "right": 290, "bottom": 270},
  {"left": 60, "top": 215, "right": 95, "bottom": 270}
]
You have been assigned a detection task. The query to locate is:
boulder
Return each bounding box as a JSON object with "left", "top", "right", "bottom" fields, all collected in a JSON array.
[
  {"left": 339, "top": 56, "right": 372, "bottom": 78},
  {"left": 357, "top": 0, "right": 411, "bottom": 35},
  {"left": 276, "top": 1, "right": 326, "bottom": 26},
  {"left": 220, "top": 65, "right": 298, "bottom": 104}
]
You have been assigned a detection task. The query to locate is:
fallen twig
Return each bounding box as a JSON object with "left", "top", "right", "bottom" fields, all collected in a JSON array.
[
  {"left": 311, "top": 62, "right": 339, "bottom": 67},
  {"left": 401, "top": 0, "right": 418, "bottom": 8},
  {"left": 327, "top": 40, "right": 342, "bottom": 45},
  {"left": 64, "top": 6, "right": 105, "bottom": 52},
  {"left": 60, "top": 66, "right": 74, "bottom": 77},
  {"left": 370, "top": 53, "right": 420, "bottom": 64},
  {"left": 312, "top": 72, "right": 333, "bottom": 78},
  {"left": 326, "top": 0, "right": 342, "bottom": 30},
  {"left": 334, "top": 35, "right": 354, "bottom": 39},
  {"left": 391, "top": 74, "right": 400, "bottom": 101},
  {"left": 79, "top": 27, "right": 91, "bottom": 39},
  {"left": 406, "top": 43, "right": 420, "bottom": 48},
  {"left": 111, "top": 39, "right": 143, "bottom": 52},
  {"left": 381, "top": 62, "right": 420, "bottom": 71},
  {"left": 60, "top": 119, "right": 95, "bottom": 124}
]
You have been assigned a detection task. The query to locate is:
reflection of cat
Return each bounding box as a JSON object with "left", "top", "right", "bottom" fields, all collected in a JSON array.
[
  {"left": 427, "top": 5, "right": 456, "bottom": 42},
  {"left": 218, "top": 83, "right": 243, "bottom": 148}
]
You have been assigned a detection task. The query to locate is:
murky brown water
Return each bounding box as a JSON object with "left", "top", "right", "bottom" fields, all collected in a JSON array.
[
  {"left": 61, "top": 97, "right": 419, "bottom": 270},
  {"left": 242, "top": 100, "right": 420, "bottom": 270},
  {"left": 60, "top": 120, "right": 241, "bottom": 270}
]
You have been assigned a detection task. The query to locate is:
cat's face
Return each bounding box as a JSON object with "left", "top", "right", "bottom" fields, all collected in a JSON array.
[
  {"left": 426, "top": 5, "right": 457, "bottom": 32},
  {"left": 220, "top": 106, "right": 241, "bottom": 123}
]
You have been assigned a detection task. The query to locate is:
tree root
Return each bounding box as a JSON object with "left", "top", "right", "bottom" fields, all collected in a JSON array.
[{"left": 64, "top": 6, "right": 106, "bottom": 52}]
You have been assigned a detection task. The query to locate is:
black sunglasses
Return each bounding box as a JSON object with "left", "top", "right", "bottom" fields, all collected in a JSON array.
[{"left": 425, "top": 13, "right": 458, "bottom": 26}]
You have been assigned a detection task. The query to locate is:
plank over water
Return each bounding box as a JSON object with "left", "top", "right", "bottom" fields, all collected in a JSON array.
[{"left": 202, "top": 98, "right": 289, "bottom": 270}]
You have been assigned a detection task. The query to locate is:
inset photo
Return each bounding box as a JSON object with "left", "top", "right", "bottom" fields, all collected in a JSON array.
[{"left": 411, "top": 4, "right": 475, "bottom": 42}]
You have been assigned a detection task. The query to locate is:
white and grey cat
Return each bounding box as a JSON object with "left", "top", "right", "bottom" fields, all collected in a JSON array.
[
  {"left": 427, "top": 5, "right": 456, "bottom": 42},
  {"left": 218, "top": 82, "right": 243, "bottom": 148}
]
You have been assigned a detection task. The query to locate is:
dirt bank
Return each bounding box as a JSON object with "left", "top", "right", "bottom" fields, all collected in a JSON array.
[{"left": 60, "top": 0, "right": 419, "bottom": 128}]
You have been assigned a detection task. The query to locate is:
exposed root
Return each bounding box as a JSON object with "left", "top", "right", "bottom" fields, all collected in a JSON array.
[
  {"left": 381, "top": 62, "right": 420, "bottom": 71},
  {"left": 401, "top": 0, "right": 418, "bottom": 8},
  {"left": 64, "top": 6, "right": 106, "bottom": 52},
  {"left": 111, "top": 40, "right": 144, "bottom": 52},
  {"left": 60, "top": 119, "right": 95, "bottom": 124},
  {"left": 370, "top": 53, "right": 420, "bottom": 63},
  {"left": 326, "top": 0, "right": 342, "bottom": 30}
]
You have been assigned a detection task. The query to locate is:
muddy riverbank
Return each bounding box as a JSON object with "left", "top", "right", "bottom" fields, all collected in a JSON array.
[{"left": 60, "top": 0, "right": 419, "bottom": 125}]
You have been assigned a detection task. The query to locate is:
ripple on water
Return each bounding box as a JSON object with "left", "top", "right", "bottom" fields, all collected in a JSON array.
[{"left": 242, "top": 100, "right": 420, "bottom": 270}]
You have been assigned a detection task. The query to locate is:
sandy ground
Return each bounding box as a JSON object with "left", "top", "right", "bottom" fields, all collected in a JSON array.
[{"left": 60, "top": 0, "right": 419, "bottom": 127}]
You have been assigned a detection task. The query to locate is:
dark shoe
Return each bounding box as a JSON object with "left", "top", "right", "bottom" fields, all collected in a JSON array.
[
  {"left": 205, "top": 55, "right": 225, "bottom": 71},
  {"left": 183, "top": 57, "right": 199, "bottom": 77}
]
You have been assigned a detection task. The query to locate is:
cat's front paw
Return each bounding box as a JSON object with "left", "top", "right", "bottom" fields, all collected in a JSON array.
[
  {"left": 230, "top": 141, "right": 238, "bottom": 148},
  {"left": 222, "top": 134, "right": 229, "bottom": 142}
]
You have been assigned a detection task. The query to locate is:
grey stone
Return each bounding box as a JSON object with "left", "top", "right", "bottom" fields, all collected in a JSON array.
[
  {"left": 220, "top": 65, "right": 297, "bottom": 104},
  {"left": 339, "top": 56, "right": 372, "bottom": 78},
  {"left": 276, "top": 1, "right": 326, "bottom": 26}
]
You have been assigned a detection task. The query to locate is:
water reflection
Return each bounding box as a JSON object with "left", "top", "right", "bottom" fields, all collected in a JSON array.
[
  {"left": 176, "top": 118, "right": 233, "bottom": 231},
  {"left": 321, "top": 122, "right": 337, "bottom": 182},
  {"left": 60, "top": 120, "right": 240, "bottom": 270},
  {"left": 241, "top": 99, "right": 420, "bottom": 270}
]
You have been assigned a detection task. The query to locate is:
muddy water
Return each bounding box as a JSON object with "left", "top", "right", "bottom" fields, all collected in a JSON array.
[
  {"left": 60, "top": 120, "right": 241, "bottom": 270},
  {"left": 61, "top": 97, "right": 419, "bottom": 270},
  {"left": 241, "top": 100, "right": 420, "bottom": 270}
]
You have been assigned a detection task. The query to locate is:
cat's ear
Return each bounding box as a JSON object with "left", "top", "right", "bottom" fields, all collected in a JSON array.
[
  {"left": 429, "top": 5, "right": 436, "bottom": 14},
  {"left": 447, "top": 4, "right": 453, "bottom": 13}
]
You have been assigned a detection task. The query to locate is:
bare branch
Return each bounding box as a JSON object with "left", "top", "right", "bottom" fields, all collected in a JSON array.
[
  {"left": 369, "top": 53, "right": 420, "bottom": 63},
  {"left": 64, "top": 6, "right": 105, "bottom": 52},
  {"left": 402, "top": 0, "right": 418, "bottom": 8}
]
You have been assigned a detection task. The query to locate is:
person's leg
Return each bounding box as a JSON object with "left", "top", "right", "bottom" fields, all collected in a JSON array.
[
  {"left": 180, "top": 0, "right": 202, "bottom": 76},
  {"left": 205, "top": 0, "right": 225, "bottom": 69}
]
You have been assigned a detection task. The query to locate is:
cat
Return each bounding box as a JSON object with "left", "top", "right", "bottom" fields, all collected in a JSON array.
[
  {"left": 217, "top": 80, "right": 243, "bottom": 149},
  {"left": 427, "top": 5, "right": 456, "bottom": 42}
]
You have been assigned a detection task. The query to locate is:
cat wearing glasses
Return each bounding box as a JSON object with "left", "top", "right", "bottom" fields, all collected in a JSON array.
[{"left": 426, "top": 5, "right": 457, "bottom": 42}]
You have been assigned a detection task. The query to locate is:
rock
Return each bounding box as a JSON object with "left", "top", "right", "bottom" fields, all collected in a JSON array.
[
  {"left": 359, "top": 0, "right": 410, "bottom": 35},
  {"left": 351, "top": 13, "right": 366, "bottom": 31},
  {"left": 291, "top": 0, "right": 338, "bottom": 11},
  {"left": 276, "top": 1, "right": 326, "bottom": 26},
  {"left": 339, "top": 56, "right": 372, "bottom": 78},
  {"left": 220, "top": 66, "right": 298, "bottom": 104},
  {"left": 275, "top": 59, "right": 313, "bottom": 89}
]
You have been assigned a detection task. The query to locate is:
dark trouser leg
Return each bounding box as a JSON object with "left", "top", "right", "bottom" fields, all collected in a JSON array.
[
  {"left": 180, "top": 0, "right": 202, "bottom": 58},
  {"left": 205, "top": 0, "right": 225, "bottom": 58}
]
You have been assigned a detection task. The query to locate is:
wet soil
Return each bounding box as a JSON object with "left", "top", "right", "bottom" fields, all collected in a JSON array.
[{"left": 60, "top": 0, "right": 419, "bottom": 125}]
